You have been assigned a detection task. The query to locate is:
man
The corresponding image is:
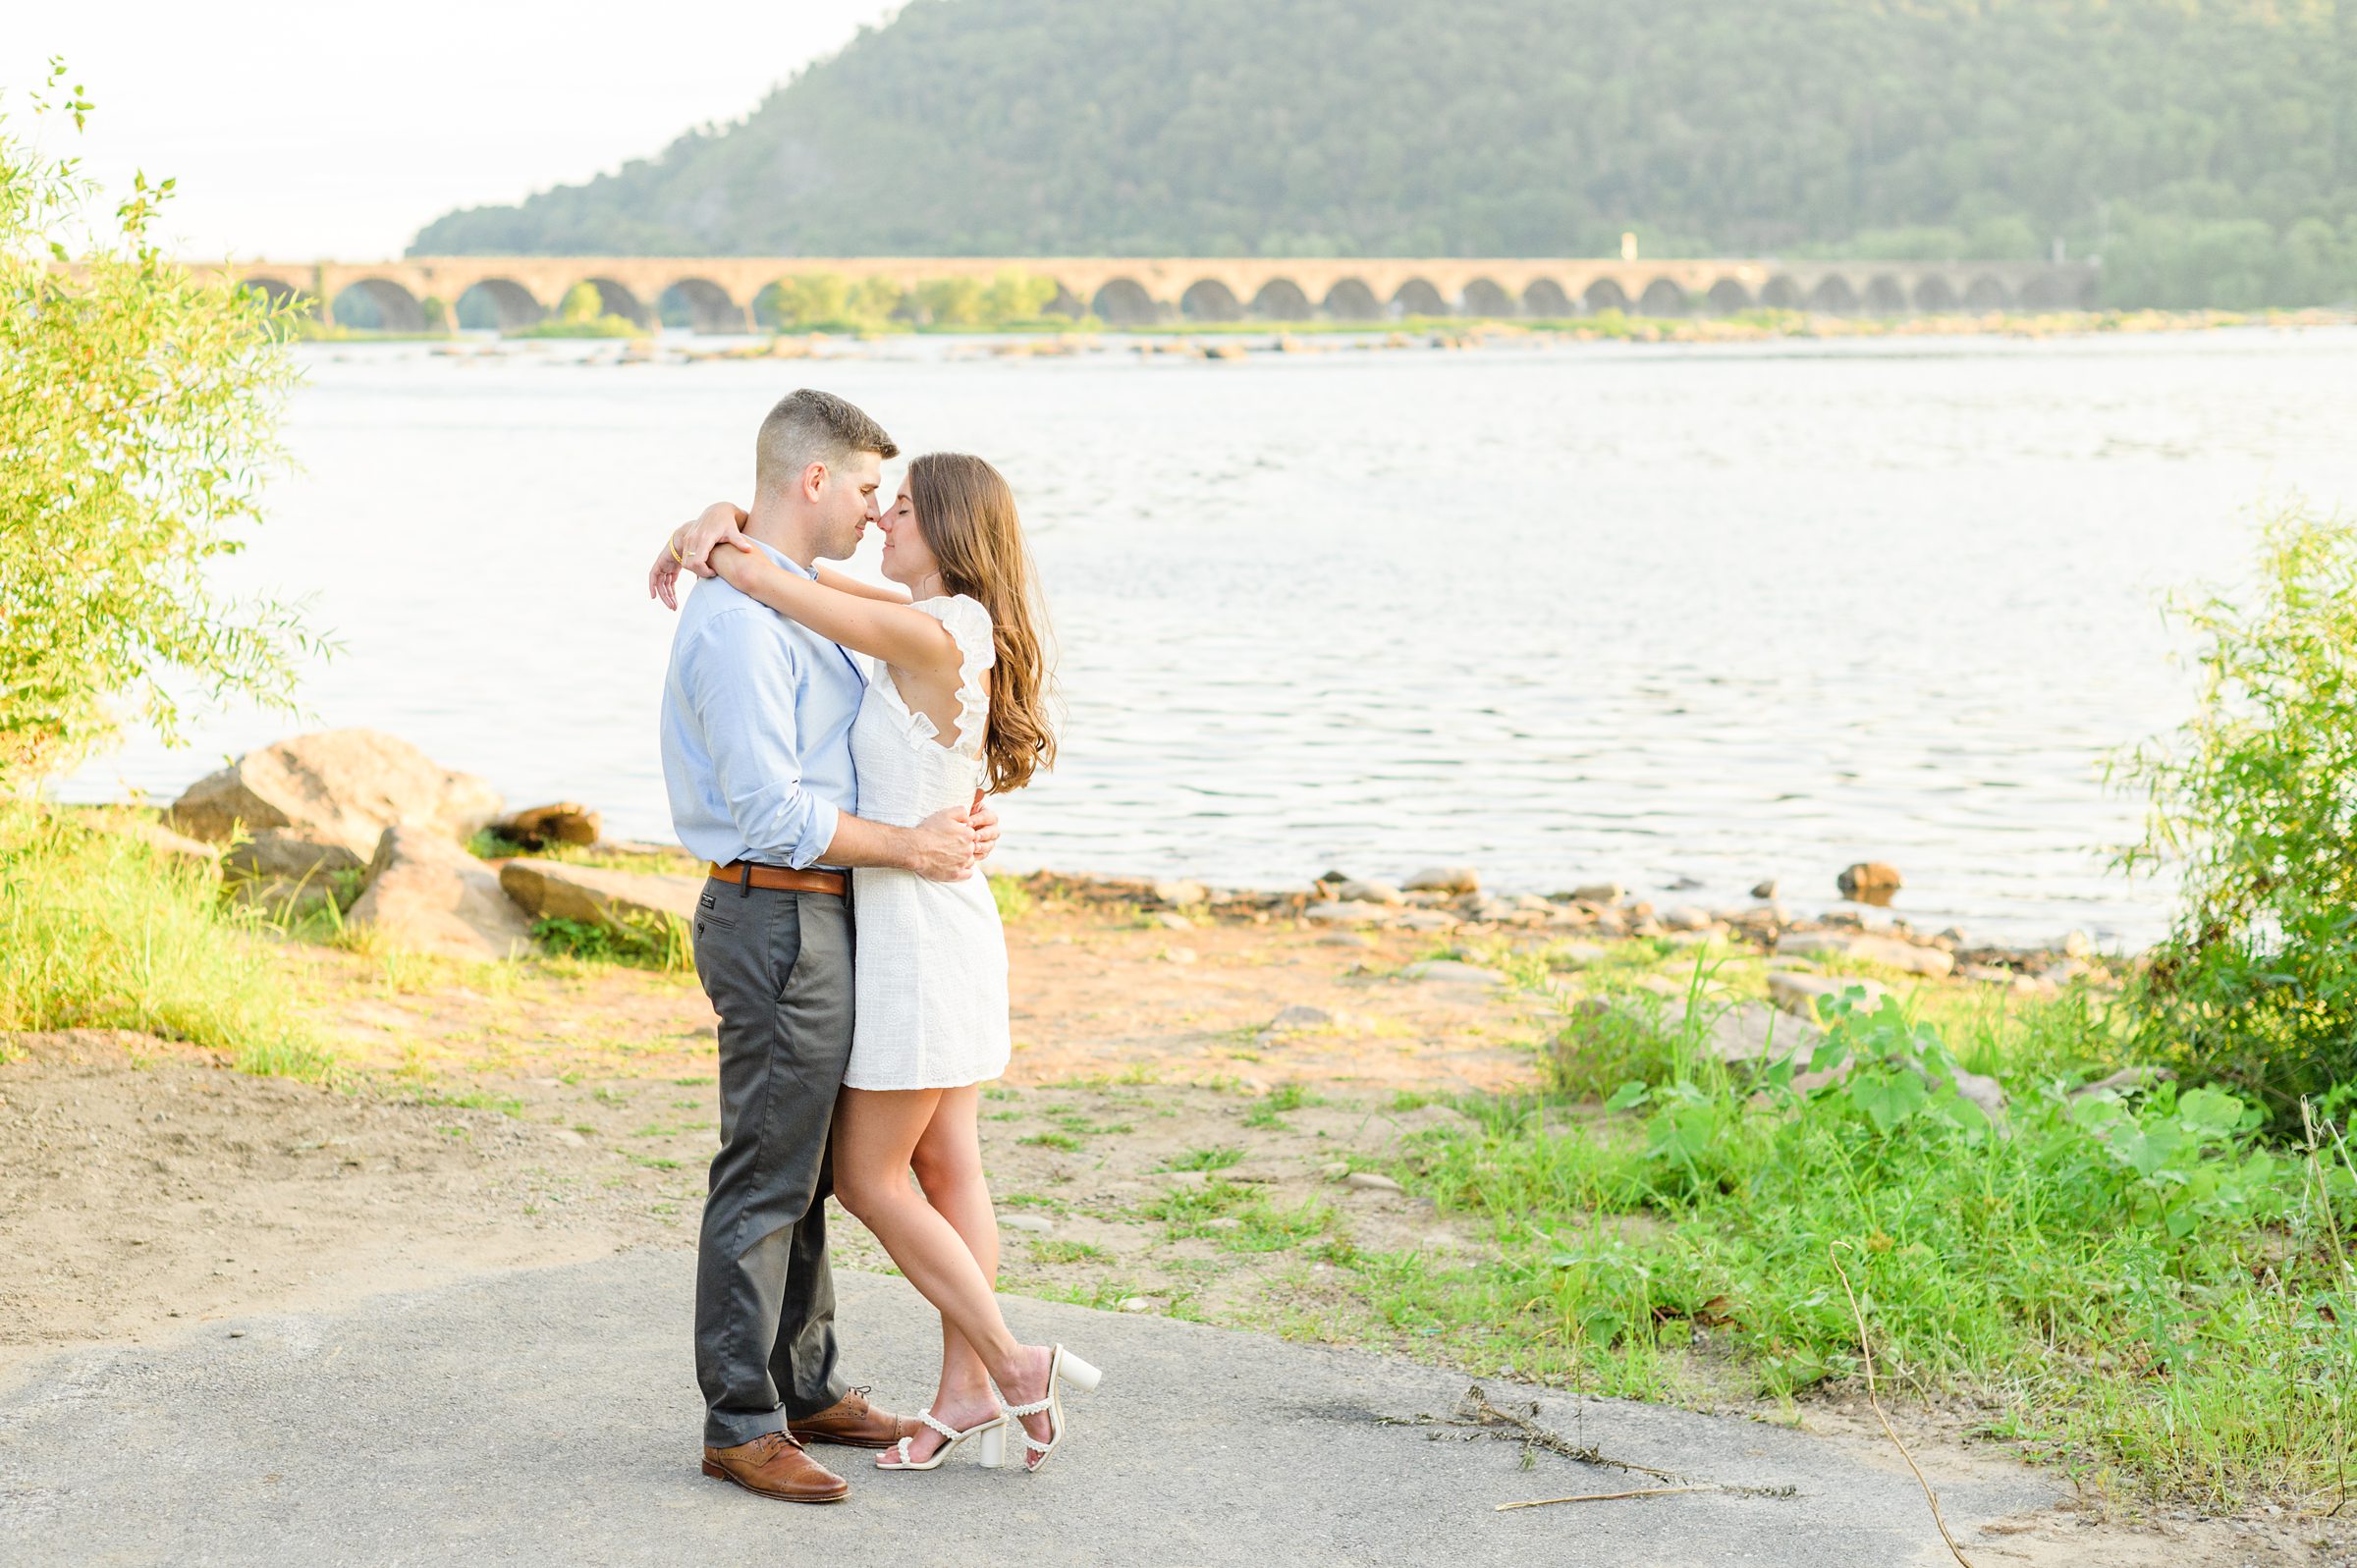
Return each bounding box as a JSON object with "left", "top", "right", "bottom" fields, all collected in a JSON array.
[{"left": 656, "top": 389, "right": 997, "bottom": 1504}]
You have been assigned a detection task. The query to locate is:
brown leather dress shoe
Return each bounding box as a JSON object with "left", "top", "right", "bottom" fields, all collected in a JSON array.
[
  {"left": 699, "top": 1432, "right": 850, "bottom": 1503},
  {"left": 787, "top": 1386, "right": 922, "bottom": 1450}
]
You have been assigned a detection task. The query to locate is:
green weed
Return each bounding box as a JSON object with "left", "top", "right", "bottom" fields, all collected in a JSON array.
[
  {"left": 0, "top": 805, "right": 331, "bottom": 1078},
  {"left": 1165, "top": 1145, "right": 1245, "bottom": 1171},
  {"left": 532, "top": 913, "right": 690, "bottom": 972},
  {"left": 1379, "top": 997, "right": 2357, "bottom": 1503}
]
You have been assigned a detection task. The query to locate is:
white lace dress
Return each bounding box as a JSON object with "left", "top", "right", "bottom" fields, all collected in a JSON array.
[{"left": 842, "top": 594, "right": 1012, "bottom": 1091}]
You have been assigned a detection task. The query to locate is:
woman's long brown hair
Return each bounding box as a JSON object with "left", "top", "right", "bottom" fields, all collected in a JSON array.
[{"left": 906, "top": 453, "right": 1058, "bottom": 792}]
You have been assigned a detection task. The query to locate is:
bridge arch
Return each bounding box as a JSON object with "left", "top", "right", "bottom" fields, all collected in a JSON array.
[
  {"left": 1522, "top": 279, "right": 1571, "bottom": 316},
  {"left": 1913, "top": 276, "right": 1959, "bottom": 313},
  {"left": 1703, "top": 277, "right": 1754, "bottom": 314},
  {"left": 1862, "top": 275, "right": 1909, "bottom": 315},
  {"left": 2019, "top": 270, "right": 2092, "bottom": 310},
  {"left": 1962, "top": 275, "right": 2011, "bottom": 311},
  {"left": 1759, "top": 275, "right": 1803, "bottom": 310},
  {"left": 455, "top": 278, "right": 545, "bottom": 331},
  {"left": 1322, "top": 278, "right": 1379, "bottom": 320},
  {"left": 579, "top": 277, "right": 648, "bottom": 327},
  {"left": 1806, "top": 275, "right": 1859, "bottom": 314},
  {"left": 1391, "top": 278, "right": 1447, "bottom": 317},
  {"left": 1460, "top": 278, "right": 1514, "bottom": 317},
  {"left": 239, "top": 275, "right": 303, "bottom": 312},
  {"left": 1044, "top": 282, "right": 1086, "bottom": 318},
  {"left": 1249, "top": 278, "right": 1310, "bottom": 320},
  {"left": 1179, "top": 279, "right": 1243, "bottom": 323},
  {"left": 657, "top": 278, "right": 745, "bottom": 333},
  {"left": 1090, "top": 278, "right": 1161, "bottom": 325},
  {"left": 1638, "top": 278, "right": 1689, "bottom": 316},
  {"left": 1583, "top": 278, "right": 1630, "bottom": 314},
  {"left": 330, "top": 277, "right": 425, "bottom": 333}
]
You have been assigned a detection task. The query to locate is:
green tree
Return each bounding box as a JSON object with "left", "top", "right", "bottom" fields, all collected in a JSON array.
[
  {"left": 0, "top": 63, "right": 322, "bottom": 781},
  {"left": 846, "top": 275, "right": 904, "bottom": 324},
  {"left": 556, "top": 280, "right": 605, "bottom": 323},
  {"left": 912, "top": 276, "right": 985, "bottom": 325},
  {"left": 2114, "top": 500, "right": 2357, "bottom": 1119},
  {"left": 981, "top": 268, "right": 1057, "bottom": 322},
  {"left": 408, "top": 0, "right": 2357, "bottom": 310}
]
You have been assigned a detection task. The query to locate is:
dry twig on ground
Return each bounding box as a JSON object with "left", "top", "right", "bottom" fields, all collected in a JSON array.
[{"left": 1830, "top": 1240, "right": 1979, "bottom": 1568}]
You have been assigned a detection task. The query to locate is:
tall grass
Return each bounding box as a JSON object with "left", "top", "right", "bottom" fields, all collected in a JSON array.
[
  {"left": 0, "top": 803, "right": 330, "bottom": 1077},
  {"left": 1376, "top": 994, "right": 2357, "bottom": 1503}
]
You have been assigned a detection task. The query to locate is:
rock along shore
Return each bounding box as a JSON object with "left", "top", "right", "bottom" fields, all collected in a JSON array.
[{"left": 134, "top": 728, "right": 2110, "bottom": 989}]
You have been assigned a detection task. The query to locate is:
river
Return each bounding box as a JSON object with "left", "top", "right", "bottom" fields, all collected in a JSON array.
[{"left": 58, "top": 324, "right": 2357, "bottom": 946}]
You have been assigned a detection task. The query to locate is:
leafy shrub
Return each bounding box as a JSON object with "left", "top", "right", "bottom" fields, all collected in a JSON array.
[
  {"left": 2113, "top": 500, "right": 2357, "bottom": 1120},
  {"left": 1, "top": 64, "right": 320, "bottom": 781}
]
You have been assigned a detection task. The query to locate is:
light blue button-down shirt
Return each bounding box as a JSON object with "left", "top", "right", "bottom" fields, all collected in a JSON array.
[{"left": 660, "top": 540, "right": 865, "bottom": 869}]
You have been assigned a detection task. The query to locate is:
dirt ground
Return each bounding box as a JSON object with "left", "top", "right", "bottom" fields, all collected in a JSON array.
[{"left": 4, "top": 893, "right": 2350, "bottom": 1565}]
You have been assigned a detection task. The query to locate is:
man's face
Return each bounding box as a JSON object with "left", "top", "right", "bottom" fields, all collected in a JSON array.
[{"left": 810, "top": 450, "right": 884, "bottom": 561}]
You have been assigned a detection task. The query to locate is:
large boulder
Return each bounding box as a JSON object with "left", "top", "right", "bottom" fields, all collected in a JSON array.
[
  {"left": 1775, "top": 929, "right": 1954, "bottom": 978},
  {"left": 1558, "top": 990, "right": 1823, "bottom": 1074},
  {"left": 1302, "top": 900, "right": 1401, "bottom": 928},
  {"left": 347, "top": 828, "right": 532, "bottom": 961},
  {"left": 91, "top": 812, "right": 220, "bottom": 873},
  {"left": 168, "top": 730, "right": 502, "bottom": 879},
  {"left": 1767, "top": 971, "right": 1895, "bottom": 1022},
  {"left": 498, "top": 858, "right": 701, "bottom": 933}
]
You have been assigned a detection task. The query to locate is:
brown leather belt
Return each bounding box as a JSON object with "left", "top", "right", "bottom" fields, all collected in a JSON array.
[{"left": 707, "top": 862, "right": 849, "bottom": 896}]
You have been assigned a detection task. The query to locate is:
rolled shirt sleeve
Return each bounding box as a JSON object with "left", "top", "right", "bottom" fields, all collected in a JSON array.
[{"left": 683, "top": 608, "right": 841, "bottom": 868}]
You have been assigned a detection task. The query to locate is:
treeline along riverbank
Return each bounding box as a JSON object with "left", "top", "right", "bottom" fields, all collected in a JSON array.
[{"left": 413, "top": 0, "right": 2357, "bottom": 311}]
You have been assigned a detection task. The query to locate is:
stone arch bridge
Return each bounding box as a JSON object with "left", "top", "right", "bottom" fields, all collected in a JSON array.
[{"left": 214, "top": 255, "right": 2101, "bottom": 330}]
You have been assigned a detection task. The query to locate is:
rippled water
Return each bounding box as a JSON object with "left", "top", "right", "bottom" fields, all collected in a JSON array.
[{"left": 59, "top": 326, "right": 2357, "bottom": 946}]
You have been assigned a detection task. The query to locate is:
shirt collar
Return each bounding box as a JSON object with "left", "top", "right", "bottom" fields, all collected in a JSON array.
[{"left": 743, "top": 537, "right": 816, "bottom": 579}]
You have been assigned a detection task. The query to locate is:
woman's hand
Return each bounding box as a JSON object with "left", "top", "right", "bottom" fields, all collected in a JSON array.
[{"left": 646, "top": 502, "right": 751, "bottom": 610}]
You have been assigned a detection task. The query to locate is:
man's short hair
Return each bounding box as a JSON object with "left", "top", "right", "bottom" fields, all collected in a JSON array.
[{"left": 754, "top": 389, "right": 899, "bottom": 494}]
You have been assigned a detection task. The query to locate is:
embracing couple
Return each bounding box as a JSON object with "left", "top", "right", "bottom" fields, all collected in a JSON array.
[{"left": 646, "top": 388, "right": 1095, "bottom": 1504}]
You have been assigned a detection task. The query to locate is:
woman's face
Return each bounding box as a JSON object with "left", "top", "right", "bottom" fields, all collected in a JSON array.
[{"left": 877, "top": 478, "right": 943, "bottom": 588}]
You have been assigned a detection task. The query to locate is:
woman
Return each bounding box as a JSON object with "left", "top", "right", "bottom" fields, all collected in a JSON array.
[{"left": 656, "top": 454, "right": 1095, "bottom": 1474}]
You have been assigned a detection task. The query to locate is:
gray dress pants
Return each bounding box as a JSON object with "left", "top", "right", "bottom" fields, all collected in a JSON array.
[{"left": 689, "top": 877, "right": 855, "bottom": 1447}]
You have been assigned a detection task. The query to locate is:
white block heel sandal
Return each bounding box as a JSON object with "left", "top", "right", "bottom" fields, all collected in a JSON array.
[
  {"left": 1000, "top": 1345, "right": 1103, "bottom": 1473},
  {"left": 879, "top": 1409, "right": 1010, "bottom": 1472}
]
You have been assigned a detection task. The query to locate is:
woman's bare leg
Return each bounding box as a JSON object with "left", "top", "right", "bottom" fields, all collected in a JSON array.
[
  {"left": 833, "top": 1086, "right": 1052, "bottom": 1462},
  {"left": 902, "top": 1086, "right": 1006, "bottom": 1461}
]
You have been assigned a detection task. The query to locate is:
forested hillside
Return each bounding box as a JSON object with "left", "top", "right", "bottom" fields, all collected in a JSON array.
[{"left": 411, "top": 0, "right": 2357, "bottom": 307}]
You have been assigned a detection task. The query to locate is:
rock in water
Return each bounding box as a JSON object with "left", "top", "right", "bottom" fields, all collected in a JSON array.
[
  {"left": 1750, "top": 878, "right": 1780, "bottom": 899},
  {"left": 168, "top": 730, "right": 502, "bottom": 879},
  {"left": 493, "top": 802, "right": 603, "bottom": 849},
  {"left": 1836, "top": 861, "right": 1904, "bottom": 903},
  {"left": 1402, "top": 865, "right": 1480, "bottom": 895},
  {"left": 498, "top": 858, "right": 701, "bottom": 932},
  {"left": 347, "top": 828, "right": 531, "bottom": 961},
  {"left": 1336, "top": 879, "right": 1406, "bottom": 905}
]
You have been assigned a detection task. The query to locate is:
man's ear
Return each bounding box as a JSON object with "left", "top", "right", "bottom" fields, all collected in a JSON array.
[{"left": 801, "top": 460, "right": 828, "bottom": 503}]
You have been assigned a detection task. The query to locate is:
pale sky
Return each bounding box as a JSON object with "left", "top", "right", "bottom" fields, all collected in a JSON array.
[{"left": 4, "top": 1, "right": 904, "bottom": 259}]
